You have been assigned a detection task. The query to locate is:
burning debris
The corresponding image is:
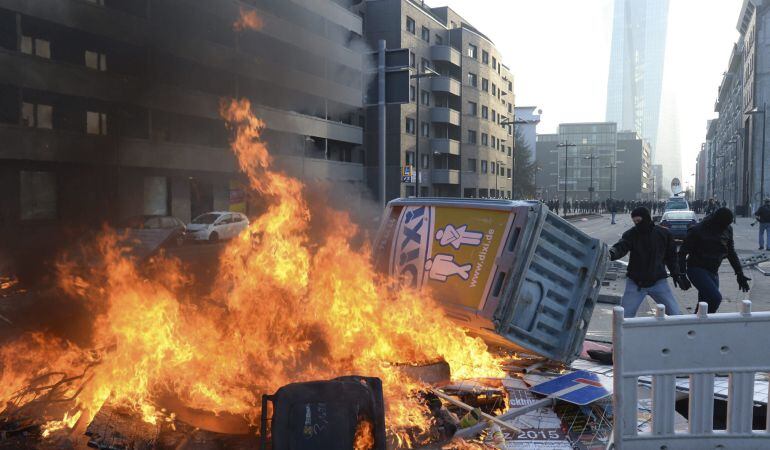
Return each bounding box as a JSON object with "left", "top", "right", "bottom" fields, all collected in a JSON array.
[{"left": 0, "top": 99, "right": 505, "bottom": 448}]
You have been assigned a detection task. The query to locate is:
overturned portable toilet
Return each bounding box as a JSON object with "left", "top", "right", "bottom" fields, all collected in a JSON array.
[{"left": 373, "top": 198, "right": 608, "bottom": 364}]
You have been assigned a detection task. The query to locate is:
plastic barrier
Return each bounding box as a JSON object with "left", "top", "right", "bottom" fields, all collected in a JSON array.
[{"left": 611, "top": 301, "right": 770, "bottom": 449}]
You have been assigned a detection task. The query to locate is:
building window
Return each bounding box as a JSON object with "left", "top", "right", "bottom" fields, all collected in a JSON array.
[
  {"left": 482, "top": 50, "right": 489, "bottom": 64},
  {"left": 143, "top": 176, "right": 168, "bottom": 215},
  {"left": 87, "top": 111, "right": 108, "bottom": 135},
  {"left": 85, "top": 50, "right": 107, "bottom": 71},
  {"left": 508, "top": 104, "right": 512, "bottom": 113},
  {"left": 409, "top": 51, "right": 416, "bottom": 68},
  {"left": 479, "top": 188, "right": 488, "bottom": 198},
  {"left": 406, "top": 16, "right": 415, "bottom": 34},
  {"left": 491, "top": 161, "right": 496, "bottom": 174},
  {"left": 464, "top": 188, "right": 476, "bottom": 198},
  {"left": 481, "top": 133, "right": 488, "bottom": 146},
  {"left": 405, "top": 117, "right": 415, "bottom": 135},
  {"left": 492, "top": 84, "right": 496, "bottom": 96},
  {"left": 467, "top": 44, "right": 477, "bottom": 59},
  {"left": 20, "top": 171, "right": 57, "bottom": 220},
  {"left": 421, "top": 26, "right": 430, "bottom": 42},
  {"left": 507, "top": 190, "right": 512, "bottom": 199},
  {"left": 467, "top": 101, "right": 477, "bottom": 116},
  {"left": 492, "top": 57, "right": 497, "bottom": 69},
  {"left": 482, "top": 78, "right": 489, "bottom": 92},
  {"left": 491, "top": 109, "right": 496, "bottom": 122},
  {"left": 410, "top": 85, "right": 416, "bottom": 102},
  {"left": 508, "top": 81, "right": 513, "bottom": 91},
  {"left": 481, "top": 160, "right": 488, "bottom": 174},
  {"left": 467, "top": 72, "right": 477, "bottom": 87},
  {"left": 20, "top": 36, "right": 51, "bottom": 59},
  {"left": 420, "top": 121, "right": 429, "bottom": 137},
  {"left": 468, "top": 158, "right": 477, "bottom": 172},
  {"left": 481, "top": 106, "right": 488, "bottom": 119},
  {"left": 435, "top": 35, "right": 443, "bottom": 45},
  {"left": 421, "top": 153, "right": 429, "bottom": 169},
  {"left": 421, "top": 89, "right": 430, "bottom": 106},
  {"left": 21, "top": 102, "right": 53, "bottom": 129},
  {"left": 467, "top": 129, "right": 477, "bottom": 144},
  {"left": 507, "top": 146, "right": 512, "bottom": 156},
  {"left": 507, "top": 168, "right": 512, "bottom": 179},
  {"left": 421, "top": 58, "right": 430, "bottom": 71},
  {"left": 491, "top": 136, "right": 496, "bottom": 149},
  {"left": 405, "top": 151, "right": 415, "bottom": 167}
]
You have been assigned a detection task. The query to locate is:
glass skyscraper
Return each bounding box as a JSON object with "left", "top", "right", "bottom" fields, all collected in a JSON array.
[{"left": 606, "top": 0, "right": 670, "bottom": 166}]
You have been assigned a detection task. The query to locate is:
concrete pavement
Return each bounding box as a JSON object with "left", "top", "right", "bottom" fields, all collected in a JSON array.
[{"left": 574, "top": 213, "right": 770, "bottom": 342}]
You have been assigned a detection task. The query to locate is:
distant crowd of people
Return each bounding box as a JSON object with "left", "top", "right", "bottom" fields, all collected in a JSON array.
[{"left": 543, "top": 198, "right": 669, "bottom": 216}]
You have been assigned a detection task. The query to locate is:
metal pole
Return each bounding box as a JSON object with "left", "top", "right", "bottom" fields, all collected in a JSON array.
[
  {"left": 511, "top": 118, "right": 516, "bottom": 198},
  {"left": 415, "top": 75, "right": 421, "bottom": 197},
  {"left": 762, "top": 101, "right": 767, "bottom": 201},
  {"left": 557, "top": 142, "right": 575, "bottom": 217},
  {"left": 378, "top": 40, "right": 386, "bottom": 207}
]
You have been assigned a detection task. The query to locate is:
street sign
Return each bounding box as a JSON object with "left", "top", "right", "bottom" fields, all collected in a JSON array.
[
  {"left": 529, "top": 370, "right": 610, "bottom": 406},
  {"left": 401, "top": 165, "right": 413, "bottom": 183}
]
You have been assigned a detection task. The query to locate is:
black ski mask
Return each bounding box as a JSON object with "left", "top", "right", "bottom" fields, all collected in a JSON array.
[
  {"left": 631, "top": 207, "right": 652, "bottom": 232},
  {"left": 709, "top": 207, "right": 733, "bottom": 231}
]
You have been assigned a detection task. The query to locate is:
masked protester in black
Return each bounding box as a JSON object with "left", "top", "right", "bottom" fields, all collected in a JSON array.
[
  {"left": 609, "top": 207, "right": 690, "bottom": 317},
  {"left": 678, "top": 207, "right": 751, "bottom": 313}
]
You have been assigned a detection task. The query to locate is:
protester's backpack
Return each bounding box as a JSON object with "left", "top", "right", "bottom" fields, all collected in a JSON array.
[{"left": 260, "top": 376, "right": 386, "bottom": 450}]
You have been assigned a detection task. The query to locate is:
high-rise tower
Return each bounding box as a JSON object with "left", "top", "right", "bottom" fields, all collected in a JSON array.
[{"left": 606, "top": 0, "right": 670, "bottom": 167}]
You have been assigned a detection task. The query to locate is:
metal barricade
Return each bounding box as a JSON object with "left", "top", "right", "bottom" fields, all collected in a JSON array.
[{"left": 611, "top": 301, "right": 770, "bottom": 449}]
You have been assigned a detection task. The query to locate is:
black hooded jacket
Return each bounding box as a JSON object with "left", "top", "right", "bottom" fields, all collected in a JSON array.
[
  {"left": 678, "top": 208, "right": 743, "bottom": 275},
  {"left": 609, "top": 208, "right": 680, "bottom": 287}
]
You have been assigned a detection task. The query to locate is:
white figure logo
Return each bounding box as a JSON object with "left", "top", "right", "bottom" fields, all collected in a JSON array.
[
  {"left": 425, "top": 254, "right": 472, "bottom": 282},
  {"left": 435, "top": 224, "right": 483, "bottom": 249}
]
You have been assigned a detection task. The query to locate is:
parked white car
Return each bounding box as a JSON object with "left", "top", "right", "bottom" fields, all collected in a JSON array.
[{"left": 185, "top": 212, "right": 249, "bottom": 242}]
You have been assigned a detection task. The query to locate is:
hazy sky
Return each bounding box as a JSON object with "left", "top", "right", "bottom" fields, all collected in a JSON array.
[{"left": 440, "top": 0, "right": 744, "bottom": 186}]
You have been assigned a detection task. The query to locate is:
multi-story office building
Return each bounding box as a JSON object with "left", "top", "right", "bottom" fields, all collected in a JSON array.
[
  {"left": 535, "top": 123, "right": 650, "bottom": 203},
  {"left": 363, "top": 0, "right": 515, "bottom": 200},
  {"left": 713, "top": 42, "right": 745, "bottom": 211},
  {"left": 555, "top": 123, "right": 617, "bottom": 203},
  {"left": 616, "top": 131, "right": 652, "bottom": 201},
  {"left": 513, "top": 106, "right": 541, "bottom": 163},
  {"left": 704, "top": 119, "right": 719, "bottom": 200},
  {"left": 535, "top": 133, "right": 559, "bottom": 201},
  {"left": 695, "top": 145, "right": 708, "bottom": 201},
  {"left": 606, "top": 0, "right": 675, "bottom": 182},
  {"left": 0, "top": 0, "right": 365, "bottom": 255}
]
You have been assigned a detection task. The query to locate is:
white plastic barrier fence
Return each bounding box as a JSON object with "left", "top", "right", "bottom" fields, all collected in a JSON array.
[{"left": 611, "top": 301, "right": 770, "bottom": 449}]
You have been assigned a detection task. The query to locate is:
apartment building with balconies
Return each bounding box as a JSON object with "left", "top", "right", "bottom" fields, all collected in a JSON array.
[
  {"left": 0, "top": 0, "right": 366, "bottom": 261},
  {"left": 363, "top": 0, "right": 515, "bottom": 200}
]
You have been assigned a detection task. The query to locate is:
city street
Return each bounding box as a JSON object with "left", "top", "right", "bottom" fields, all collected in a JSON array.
[{"left": 576, "top": 213, "right": 770, "bottom": 341}]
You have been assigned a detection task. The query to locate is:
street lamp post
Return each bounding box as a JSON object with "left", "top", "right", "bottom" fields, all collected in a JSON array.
[
  {"left": 584, "top": 153, "right": 599, "bottom": 203},
  {"left": 557, "top": 141, "right": 576, "bottom": 217},
  {"left": 605, "top": 164, "right": 617, "bottom": 200},
  {"left": 746, "top": 103, "right": 767, "bottom": 206},
  {"left": 410, "top": 66, "right": 440, "bottom": 197}
]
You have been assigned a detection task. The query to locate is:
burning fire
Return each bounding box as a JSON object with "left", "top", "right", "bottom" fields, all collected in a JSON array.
[
  {"left": 0, "top": 98, "right": 504, "bottom": 446},
  {"left": 354, "top": 418, "right": 375, "bottom": 450},
  {"left": 233, "top": 7, "right": 263, "bottom": 32}
]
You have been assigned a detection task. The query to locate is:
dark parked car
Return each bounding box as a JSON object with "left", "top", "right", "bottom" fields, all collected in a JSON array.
[
  {"left": 664, "top": 196, "right": 689, "bottom": 213},
  {"left": 659, "top": 210, "right": 697, "bottom": 242},
  {"left": 119, "top": 215, "right": 187, "bottom": 247}
]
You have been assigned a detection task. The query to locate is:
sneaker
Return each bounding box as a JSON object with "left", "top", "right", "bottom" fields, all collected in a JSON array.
[{"left": 761, "top": 247, "right": 767, "bottom": 250}]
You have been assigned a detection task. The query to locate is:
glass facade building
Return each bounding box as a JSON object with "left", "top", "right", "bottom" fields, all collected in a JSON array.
[
  {"left": 606, "top": 0, "right": 669, "bottom": 164},
  {"left": 556, "top": 123, "right": 618, "bottom": 200}
]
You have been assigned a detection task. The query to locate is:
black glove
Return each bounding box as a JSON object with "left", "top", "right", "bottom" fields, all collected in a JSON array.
[
  {"left": 737, "top": 273, "right": 751, "bottom": 292},
  {"left": 608, "top": 248, "right": 618, "bottom": 261},
  {"left": 673, "top": 274, "right": 691, "bottom": 291}
]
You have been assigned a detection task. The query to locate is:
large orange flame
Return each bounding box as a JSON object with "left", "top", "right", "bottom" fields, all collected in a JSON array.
[{"left": 0, "top": 99, "right": 504, "bottom": 446}]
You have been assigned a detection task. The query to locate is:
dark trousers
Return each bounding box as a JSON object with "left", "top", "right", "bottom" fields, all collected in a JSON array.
[{"left": 687, "top": 266, "right": 721, "bottom": 313}]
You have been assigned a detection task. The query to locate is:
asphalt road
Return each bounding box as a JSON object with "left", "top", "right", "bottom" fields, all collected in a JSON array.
[{"left": 573, "top": 213, "right": 770, "bottom": 342}]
